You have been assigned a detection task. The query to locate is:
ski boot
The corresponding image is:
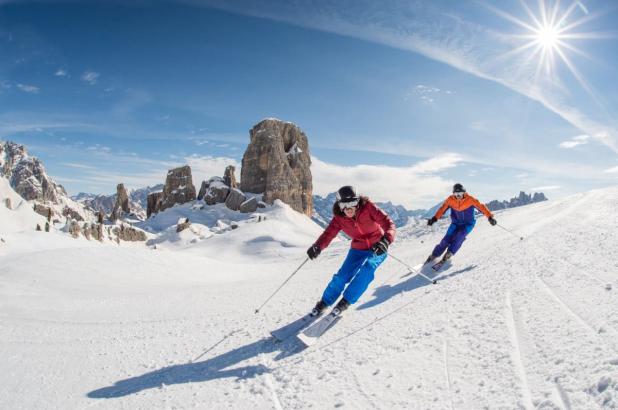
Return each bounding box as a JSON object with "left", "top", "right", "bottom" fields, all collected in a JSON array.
[
  {"left": 311, "top": 299, "right": 328, "bottom": 317},
  {"left": 424, "top": 254, "right": 437, "bottom": 265},
  {"left": 331, "top": 298, "right": 350, "bottom": 316},
  {"left": 440, "top": 251, "right": 453, "bottom": 263}
]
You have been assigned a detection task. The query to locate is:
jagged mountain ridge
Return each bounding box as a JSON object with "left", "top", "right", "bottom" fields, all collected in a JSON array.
[
  {"left": 73, "top": 184, "right": 164, "bottom": 218},
  {"left": 0, "top": 140, "right": 93, "bottom": 222}
]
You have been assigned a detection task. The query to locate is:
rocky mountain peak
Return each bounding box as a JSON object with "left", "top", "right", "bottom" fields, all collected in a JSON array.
[{"left": 240, "top": 118, "right": 313, "bottom": 216}]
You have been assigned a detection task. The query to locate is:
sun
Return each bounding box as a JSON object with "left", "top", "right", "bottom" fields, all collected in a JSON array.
[
  {"left": 536, "top": 25, "right": 560, "bottom": 49},
  {"left": 487, "top": 0, "right": 606, "bottom": 89}
]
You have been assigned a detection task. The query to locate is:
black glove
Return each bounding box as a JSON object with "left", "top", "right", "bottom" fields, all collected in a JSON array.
[
  {"left": 427, "top": 216, "right": 437, "bottom": 226},
  {"left": 307, "top": 244, "right": 321, "bottom": 260},
  {"left": 371, "top": 236, "right": 390, "bottom": 255},
  {"left": 488, "top": 217, "right": 497, "bottom": 226}
]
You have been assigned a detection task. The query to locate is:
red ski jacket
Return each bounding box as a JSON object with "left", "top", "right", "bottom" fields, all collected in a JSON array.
[{"left": 315, "top": 200, "right": 396, "bottom": 251}]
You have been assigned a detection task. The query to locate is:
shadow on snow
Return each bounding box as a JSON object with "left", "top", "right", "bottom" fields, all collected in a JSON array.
[
  {"left": 87, "top": 336, "right": 303, "bottom": 399},
  {"left": 357, "top": 264, "right": 477, "bottom": 310},
  {"left": 88, "top": 265, "right": 476, "bottom": 399}
]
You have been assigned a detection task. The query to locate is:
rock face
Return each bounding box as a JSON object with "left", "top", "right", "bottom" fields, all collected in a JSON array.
[
  {"left": 110, "top": 183, "right": 131, "bottom": 221},
  {"left": 73, "top": 184, "right": 161, "bottom": 221},
  {"left": 225, "top": 188, "right": 246, "bottom": 211},
  {"left": 113, "top": 224, "right": 147, "bottom": 242},
  {"left": 146, "top": 191, "right": 163, "bottom": 218},
  {"left": 197, "top": 180, "right": 209, "bottom": 201},
  {"left": 486, "top": 191, "right": 548, "bottom": 211},
  {"left": 204, "top": 177, "right": 229, "bottom": 205},
  {"left": 1, "top": 140, "right": 93, "bottom": 221},
  {"left": 223, "top": 165, "right": 238, "bottom": 189},
  {"left": 146, "top": 166, "right": 196, "bottom": 217},
  {"left": 0, "top": 141, "right": 64, "bottom": 203},
  {"left": 240, "top": 119, "right": 313, "bottom": 216},
  {"left": 239, "top": 197, "right": 258, "bottom": 213}
]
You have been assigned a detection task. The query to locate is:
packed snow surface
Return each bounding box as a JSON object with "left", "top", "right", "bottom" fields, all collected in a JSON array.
[{"left": 1, "top": 187, "right": 618, "bottom": 409}]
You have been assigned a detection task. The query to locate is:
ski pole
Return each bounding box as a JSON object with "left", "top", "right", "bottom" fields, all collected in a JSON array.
[
  {"left": 388, "top": 253, "right": 437, "bottom": 284},
  {"left": 496, "top": 223, "right": 524, "bottom": 241},
  {"left": 254, "top": 257, "right": 310, "bottom": 314}
]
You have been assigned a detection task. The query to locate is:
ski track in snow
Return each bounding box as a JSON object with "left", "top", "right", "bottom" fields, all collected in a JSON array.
[{"left": 505, "top": 291, "right": 535, "bottom": 410}]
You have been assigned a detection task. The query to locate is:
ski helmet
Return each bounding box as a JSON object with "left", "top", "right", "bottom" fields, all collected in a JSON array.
[
  {"left": 453, "top": 183, "right": 466, "bottom": 193},
  {"left": 336, "top": 185, "right": 358, "bottom": 203}
]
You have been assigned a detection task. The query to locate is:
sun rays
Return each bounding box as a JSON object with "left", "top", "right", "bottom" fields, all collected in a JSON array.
[{"left": 487, "top": 0, "right": 610, "bottom": 91}]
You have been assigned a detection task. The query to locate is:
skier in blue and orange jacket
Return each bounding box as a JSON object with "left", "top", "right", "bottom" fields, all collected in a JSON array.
[
  {"left": 425, "top": 183, "right": 497, "bottom": 265},
  {"left": 306, "top": 185, "right": 396, "bottom": 317}
]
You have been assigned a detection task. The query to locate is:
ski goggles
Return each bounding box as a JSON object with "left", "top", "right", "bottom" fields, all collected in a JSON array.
[
  {"left": 453, "top": 191, "right": 465, "bottom": 199},
  {"left": 339, "top": 199, "right": 359, "bottom": 210}
]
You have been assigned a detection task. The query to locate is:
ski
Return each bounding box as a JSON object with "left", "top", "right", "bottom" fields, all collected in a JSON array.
[
  {"left": 270, "top": 313, "right": 321, "bottom": 342},
  {"left": 432, "top": 259, "right": 452, "bottom": 272},
  {"left": 297, "top": 312, "right": 342, "bottom": 347}
]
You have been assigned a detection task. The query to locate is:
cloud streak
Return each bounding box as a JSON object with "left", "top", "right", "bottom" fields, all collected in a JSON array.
[
  {"left": 188, "top": 0, "right": 618, "bottom": 154},
  {"left": 311, "top": 153, "right": 463, "bottom": 208}
]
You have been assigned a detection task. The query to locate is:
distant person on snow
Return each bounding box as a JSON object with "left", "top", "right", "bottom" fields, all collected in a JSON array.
[
  {"left": 426, "top": 183, "right": 497, "bottom": 265},
  {"left": 306, "top": 186, "right": 396, "bottom": 317}
]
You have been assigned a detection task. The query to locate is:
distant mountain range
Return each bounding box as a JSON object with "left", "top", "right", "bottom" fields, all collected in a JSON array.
[
  {"left": 312, "top": 190, "right": 548, "bottom": 227},
  {"left": 72, "top": 184, "right": 164, "bottom": 219}
]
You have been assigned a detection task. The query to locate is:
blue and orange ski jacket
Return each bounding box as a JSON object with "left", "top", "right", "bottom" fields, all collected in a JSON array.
[{"left": 433, "top": 193, "right": 493, "bottom": 226}]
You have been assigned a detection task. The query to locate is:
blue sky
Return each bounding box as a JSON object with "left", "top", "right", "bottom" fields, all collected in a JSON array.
[{"left": 0, "top": 0, "right": 616, "bottom": 208}]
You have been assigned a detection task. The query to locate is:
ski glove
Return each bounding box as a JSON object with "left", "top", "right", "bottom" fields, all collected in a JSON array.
[
  {"left": 488, "top": 217, "right": 497, "bottom": 226},
  {"left": 427, "top": 216, "right": 437, "bottom": 226},
  {"left": 307, "top": 244, "right": 321, "bottom": 260},
  {"left": 371, "top": 236, "right": 390, "bottom": 256}
]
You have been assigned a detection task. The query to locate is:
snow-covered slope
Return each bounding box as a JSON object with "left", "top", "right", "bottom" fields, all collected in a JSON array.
[
  {"left": 0, "top": 177, "right": 47, "bottom": 234},
  {"left": 0, "top": 187, "right": 617, "bottom": 409}
]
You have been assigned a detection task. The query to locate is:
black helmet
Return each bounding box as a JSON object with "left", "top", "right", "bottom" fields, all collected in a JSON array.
[
  {"left": 453, "top": 183, "right": 466, "bottom": 193},
  {"left": 336, "top": 185, "right": 358, "bottom": 203}
]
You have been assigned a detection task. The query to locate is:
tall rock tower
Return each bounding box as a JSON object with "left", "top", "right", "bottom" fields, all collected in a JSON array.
[{"left": 240, "top": 119, "right": 313, "bottom": 216}]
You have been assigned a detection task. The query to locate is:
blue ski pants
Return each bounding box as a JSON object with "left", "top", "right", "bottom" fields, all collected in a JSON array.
[
  {"left": 432, "top": 222, "right": 475, "bottom": 257},
  {"left": 321, "top": 248, "right": 387, "bottom": 305}
]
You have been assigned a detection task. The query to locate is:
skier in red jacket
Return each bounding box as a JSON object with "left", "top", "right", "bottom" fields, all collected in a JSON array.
[{"left": 306, "top": 186, "right": 396, "bottom": 317}]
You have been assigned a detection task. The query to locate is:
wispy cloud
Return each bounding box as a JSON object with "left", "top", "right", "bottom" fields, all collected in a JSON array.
[
  {"left": 604, "top": 166, "right": 618, "bottom": 174},
  {"left": 559, "top": 134, "right": 590, "bottom": 149},
  {"left": 405, "top": 84, "right": 454, "bottom": 105},
  {"left": 55, "top": 68, "right": 68, "bottom": 77},
  {"left": 81, "top": 70, "right": 100, "bottom": 85},
  {"left": 16, "top": 83, "right": 40, "bottom": 93},
  {"left": 60, "top": 162, "right": 98, "bottom": 170},
  {"left": 311, "top": 153, "right": 463, "bottom": 208},
  {"left": 530, "top": 185, "right": 561, "bottom": 191},
  {"left": 185, "top": 155, "right": 239, "bottom": 186}
]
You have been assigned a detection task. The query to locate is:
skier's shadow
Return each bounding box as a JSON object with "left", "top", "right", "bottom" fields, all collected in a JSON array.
[
  {"left": 87, "top": 336, "right": 303, "bottom": 399},
  {"left": 357, "top": 265, "right": 477, "bottom": 310}
]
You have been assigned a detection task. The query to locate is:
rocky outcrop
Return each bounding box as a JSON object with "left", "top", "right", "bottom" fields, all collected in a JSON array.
[
  {"left": 197, "top": 180, "right": 209, "bottom": 201},
  {"left": 147, "top": 166, "right": 196, "bottom": 217},
  {"left": 113, "top": 224, "right": 147, "bottom": 242},
  {"left": 62, "top": 206, "right": 84, "bottom": 221},
  {"left": 1, "top": 141, "right": 93, "bottom": 222},
  {"left": 225, "top": 188, "right": 246, "bottom": 211},
  {"left": 240, "top": 119, "right": 313, "bottom": 216},
  {"left": 0, "top": 141, "right": 65, "bottom": 203},
  {"left": 176, "top": 218, "right": 191, "bottom": 233},
  {"left": 68, "top": 220, "right": 81, "bottom": 238},
  {"left": 486, "top": 191, "right": 548, "bottom": 211},
  {"left": 239, "top": 197, "right": 258, "bottom": 213},
  {"left": 110, "top": 183, "right": 130, "bottom": 221},
  {"left": 146, "top": 191, "right": 163, "bottom": 218},
  {"left": 223, "top": 165, "right": 238, "bottom": 188},
  {"left": 204, "top": 177, "right": 229, "bottom": 205}
]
